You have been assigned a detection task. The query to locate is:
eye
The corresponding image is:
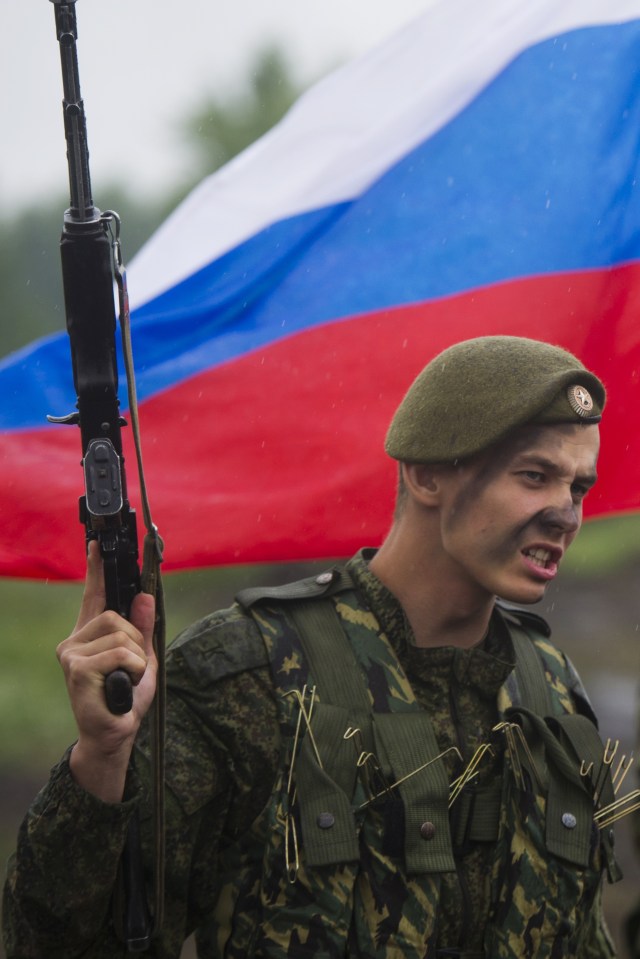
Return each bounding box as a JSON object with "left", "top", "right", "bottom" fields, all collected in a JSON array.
[
  {"left": 520, "top": 470, "right": 545, "bottom": 484},
  {"left": 570, "top": 482, "right": 589, "bottom": 500}
]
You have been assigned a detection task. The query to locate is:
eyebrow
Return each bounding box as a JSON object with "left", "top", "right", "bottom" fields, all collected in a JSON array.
[{"left": 514, "top": 453, "right": 598, "bottom": 488}]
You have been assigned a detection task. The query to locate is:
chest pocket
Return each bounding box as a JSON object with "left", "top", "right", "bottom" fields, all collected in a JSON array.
[
  {"left": 286, "top": 597, "right": 457, "bottom": 875},
  {"left": 504, "top": 625, "right": 618, "bottom": 878}
]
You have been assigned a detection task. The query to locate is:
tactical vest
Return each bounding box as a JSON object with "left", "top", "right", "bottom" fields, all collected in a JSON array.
[{"left": 205, "top": 567, "right": 619, "bottom": 959}]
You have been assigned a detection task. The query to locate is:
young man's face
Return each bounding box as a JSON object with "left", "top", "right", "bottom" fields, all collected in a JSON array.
[{"left": 433, "top": 422, "right": 600, "bottom": 605}]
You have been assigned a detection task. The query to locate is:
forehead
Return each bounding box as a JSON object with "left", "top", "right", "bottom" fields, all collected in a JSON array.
[
  {"left": 502, "top": 422, "right": 598, "bottom": 457},
  {"left": 482, "top": 422, "right": 600, "bottom": 474}
]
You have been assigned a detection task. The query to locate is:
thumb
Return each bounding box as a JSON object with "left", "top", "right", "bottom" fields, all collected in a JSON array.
[{"left": 74, "top": 539, "right": 107, "bottom": 631}]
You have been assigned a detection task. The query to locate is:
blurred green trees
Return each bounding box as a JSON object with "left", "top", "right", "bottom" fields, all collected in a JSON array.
[
  {"left": 180, "top": 46, "right": 301, "bottom": 182},
  {"left": 0, "top": 45, "right": 303, "bottom": 359}
]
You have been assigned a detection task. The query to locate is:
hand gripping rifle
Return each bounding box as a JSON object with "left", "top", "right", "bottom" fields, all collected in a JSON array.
[{"left": 48, "top": 0, "right": 165, "bottom": 949}]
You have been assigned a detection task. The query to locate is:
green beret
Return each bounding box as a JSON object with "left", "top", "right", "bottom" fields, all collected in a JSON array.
[{"left": 385, "top": 336, "right": 605, "bottom": 463}]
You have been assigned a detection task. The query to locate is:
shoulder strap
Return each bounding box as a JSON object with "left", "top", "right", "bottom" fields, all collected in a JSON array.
[
  {"left": 237, "top": 566, "right": 353, "bottom": 608},
  {"left": 509, "top": 624, "right": 554, "bottom": 717},
  {"left": 496, "top": 603, "right": 557, "bottom": 717},
  {"left": 286, "top": 598, "right": 372, "bottom": 714},
  {"left": 237, "top": 568, "right": 370, "bottom": 717}
]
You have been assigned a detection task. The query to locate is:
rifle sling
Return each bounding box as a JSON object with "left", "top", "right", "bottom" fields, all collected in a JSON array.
[{"left": 116, "top": 248, "right": 166, "bottom": 937}]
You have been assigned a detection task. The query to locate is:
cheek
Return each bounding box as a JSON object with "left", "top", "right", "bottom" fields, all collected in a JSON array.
[
  {"left": 444, "top": 501, "right": 513, "bottom": 558},
  {"left": 447, "top": 485, "right": 512, "bottom": 534},
  {"left": 451, "top": 498, "right": 534, "bottom": 565},
  {"left": 472, "top": 522, "right": 520, "bottom": 563}
]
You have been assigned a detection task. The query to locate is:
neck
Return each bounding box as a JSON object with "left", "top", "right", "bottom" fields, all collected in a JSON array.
[{"left": 369, "top": 519, "right": 495, "bottom": 649}]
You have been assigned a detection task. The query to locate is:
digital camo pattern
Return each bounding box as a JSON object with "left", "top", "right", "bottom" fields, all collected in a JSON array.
[
  {"left": 3, "top": 604, "right": 281, "bottom": 959},
  {"left": 2, "top": 553, "right": 617, "bottom": 958}
]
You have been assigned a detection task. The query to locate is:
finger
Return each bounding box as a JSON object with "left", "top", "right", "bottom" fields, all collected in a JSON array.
[
  {"left": 73, "top": 646, "right": 150, "bottom": 688},
  {"left": 74, "top": 540, "right": 106, "bottom": 631},
  {"left": 130, "top": 592, "right": 156, "bottom": 657},
  {"left": 58, "top": 624, "right": 148, "bottom": 676}
]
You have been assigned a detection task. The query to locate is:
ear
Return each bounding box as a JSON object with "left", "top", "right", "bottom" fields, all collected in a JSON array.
[{"left": 402, "top": 462, "right": 444, "bottom": 506}]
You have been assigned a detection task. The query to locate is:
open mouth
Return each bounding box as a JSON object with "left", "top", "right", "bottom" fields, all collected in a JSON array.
[{"left": 523, "top": 547, "right": 559, "bottom": 570}]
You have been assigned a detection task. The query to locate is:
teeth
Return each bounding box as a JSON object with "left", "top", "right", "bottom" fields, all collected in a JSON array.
[{"left": 527, "top": 548, "right": 551, "bottom": 565}]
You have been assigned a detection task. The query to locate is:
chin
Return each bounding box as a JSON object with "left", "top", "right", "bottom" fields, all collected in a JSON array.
[{"left": 497, "top": 583, "right": 547, "bottom": 606}]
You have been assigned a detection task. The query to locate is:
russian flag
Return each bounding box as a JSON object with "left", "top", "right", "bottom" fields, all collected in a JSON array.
[{"left": 3, "top": 0, "right": 640, "bottom": 579}]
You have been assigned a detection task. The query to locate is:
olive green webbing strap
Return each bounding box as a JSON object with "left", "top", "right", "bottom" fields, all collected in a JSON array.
[
  {"left": 286, "top": 598, "right": 372, "bottom": 716},
  {"left": 286, "top": 597, "right": 456, "bottom": 873},
  {"left": 450, "top": 782, "right": 503, "bottom": 847},
  {"left": 509, "top": 625, "right": 553, "bottom": 717},
  {"left": 295, "top": 705, "right": 363, "bottom": 864},
  {"left": 117, "top": 248, "right": 166, "bottom": 935},
  {"left": 374, "top": 712, "right": 456, "bottom": 873},
  {"left": 286, "top": 598, "right": 371, "bottom": 865}
]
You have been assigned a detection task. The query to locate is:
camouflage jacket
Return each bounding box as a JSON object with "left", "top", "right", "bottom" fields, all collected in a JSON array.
[{"left": 2, "top": 551, "right": 617, "bottom": 958}]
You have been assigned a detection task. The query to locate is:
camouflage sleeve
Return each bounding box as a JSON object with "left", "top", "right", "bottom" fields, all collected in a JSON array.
[
  {"left": 2, "top": 605, "right": 280, "bottom": 959},
  {"left": 2, "top": 750, "right": 141, "bottom": 958}
]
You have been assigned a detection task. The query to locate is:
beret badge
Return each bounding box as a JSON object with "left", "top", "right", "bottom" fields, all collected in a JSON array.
[{"left": 566, "top": 384, "right": 594, "bottom": 418}]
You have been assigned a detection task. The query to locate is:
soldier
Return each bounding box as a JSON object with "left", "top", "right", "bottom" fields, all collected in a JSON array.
[{"left": 2, "top": 336, "right": 622, "bottom": 958}]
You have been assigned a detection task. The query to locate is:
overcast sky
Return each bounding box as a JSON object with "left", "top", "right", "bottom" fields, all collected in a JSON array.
[{"left": 2, "top": 0, "right": 433, "bottom": 216}]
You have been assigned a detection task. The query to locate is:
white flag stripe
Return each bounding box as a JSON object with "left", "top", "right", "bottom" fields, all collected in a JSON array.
[{"left": 128, "top": 0, "right": 640, "bottom": 310}]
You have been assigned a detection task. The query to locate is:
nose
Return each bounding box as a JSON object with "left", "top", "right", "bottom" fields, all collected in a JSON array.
[{"left": 539, "top": 503, "right": 580, "bottom": 535}]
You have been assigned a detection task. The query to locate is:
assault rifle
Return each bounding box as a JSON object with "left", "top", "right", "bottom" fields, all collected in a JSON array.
[
  {"left": 48, "top": 0, "right": 138, "bottom": 714},
  {"left": 48, "top": 0, "right": 165, "bottom": 949}
]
